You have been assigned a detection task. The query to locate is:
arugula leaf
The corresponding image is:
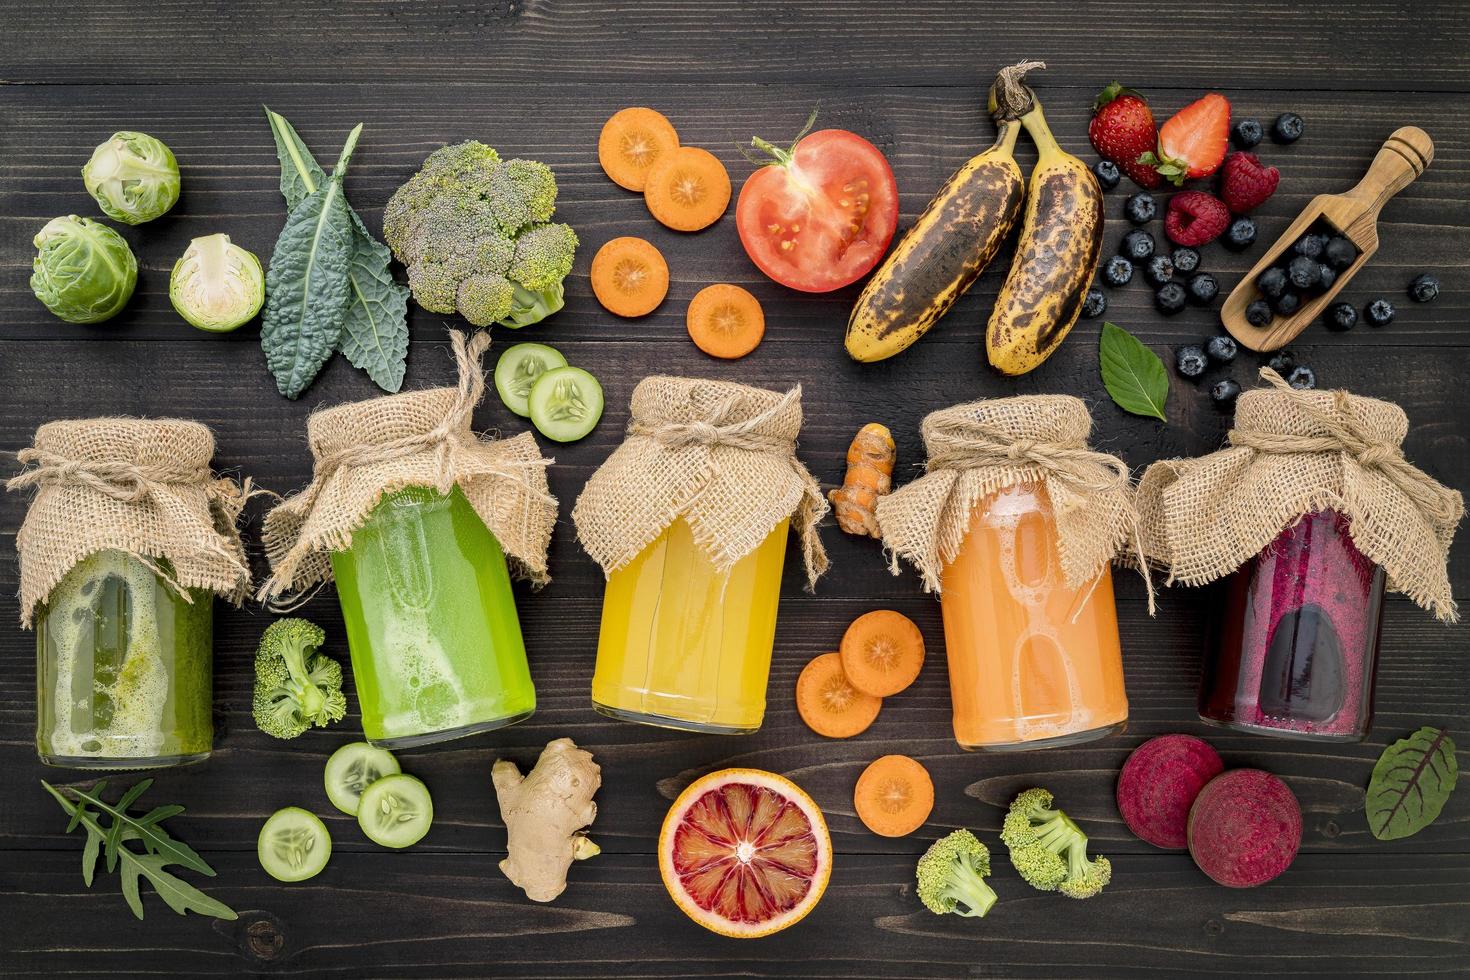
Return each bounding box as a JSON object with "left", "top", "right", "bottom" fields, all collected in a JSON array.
[
  {"left": 1099, "top": 321, "right": 1169, "bottom": 422},
  {"left": 1367, "top": 726, "right": 1458, "bottom": 840},
  {"left": 265, "top": 107, "right": 409, "bottom": 394},
  {"left": 261, "top": 125, "right": 361, "bottom": 399},
  {"left": 43, "top": 780, "right": 236, "bottom": 921}
]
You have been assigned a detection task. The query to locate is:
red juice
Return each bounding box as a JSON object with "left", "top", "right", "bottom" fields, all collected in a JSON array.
[{"left": 1199, "top": 509, "right": 1385, "bottom": 740}]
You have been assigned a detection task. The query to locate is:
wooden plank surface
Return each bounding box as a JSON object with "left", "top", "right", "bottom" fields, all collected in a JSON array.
[{"left": 1, "top": 2, "right": 1467, "bottom": 978}]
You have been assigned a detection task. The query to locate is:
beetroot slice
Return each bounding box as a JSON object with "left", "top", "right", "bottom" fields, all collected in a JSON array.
[
  {"left": 1188, "top": 769, "right": 1302, "bottom": 888},
  {"left": 1117, "top": 735, "right": 1224, "bottom": 849}
]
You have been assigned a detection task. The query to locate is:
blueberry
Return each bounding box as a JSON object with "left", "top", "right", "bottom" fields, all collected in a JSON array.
[
  {"left": 1144, "top": 254, "right": 1175, "bottom": 287},
  {"left": 1176, "top": 344, "right": 1209, "bottom": 377},
  {"left": 1323, "top": 237, "right": 1357, "bottom": 270},
  {"left": 1211, "top": 378, "right": 1242, "bottom": 406},
  {"left": 1257, "top": 266, "right": 1288, "bottom": 299},
  {"left": 1245, "top": 299, "right": 1273, "bottom": 327},
  {"left": 1288, "top": 255, "right": 1322, "bottom": 290},
  {"left": 1081, "top": 287, "right": 1107, "bottom": 319},
  {"left": 1317, "top": 264, "right": 1337, "bottom": 292},
  {"left": 1122, "top": 229, "right": 1156, "bottom": 263},
  {"left": 1409, "top": 273, "right": 1440, "bottom": 303},
  {"left": 1287, "top": 365, "right": 1316, "bottom": 390},
  {"left": 1267, "top": 351, "right": 1296, "bottom": 375},
  {"left": 1364, "top": 298, "right": 1396, "bottom": 326},
  {"left": 1125, "top": 192, "right": 1157, "bottom": 225},
  {"left": 1188, "top": 272, "right": 1219, "bottom": 306},
  {"left": 1271, "top": 291, "right": 1301, "bottom": 316},
  {"left": 1232, "top": 118, "right": 1263, "bottom": 149},
  {"left": 1206, "top": 335, "right": 1238, "bottom": 363},
  {"left": 1224, "top": 217, "right": 1257, "bottom": 251},
  {"left": 1326, "top": 302, "right": 1358, "bottom": 331},
  {"left": 1093, "top": 160, "right": 1121, "bottom": 191},
  {"left": 1102, "top": 255, "right": 1134, "bottom": 287},
  {"left": 1293, "top": 233, "right": 1328, "bottom": 260},
  {"left": 1272, "top": 113, "right": 1305, "bottom": 144},
  {"left": 1171, "top": 247, "right": 1201, "bottom": 274},
  {"left": 1155, "top": 282, "right": 1188, "bottom": 315}
]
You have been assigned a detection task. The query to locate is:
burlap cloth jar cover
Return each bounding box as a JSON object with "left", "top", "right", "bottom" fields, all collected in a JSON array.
[
  {"left": 1137, "top": 368, "right": 1463, "bottom": 621},
  {"left": 876, "top": 394, "right": 1149, "bottom": 602},
  {"left": 573, "top": 376, "right": 829, "bottom": 589},
  {"left": 259, "top": 331, "right": 557, "bottom": 604},
  {"left": 8, "top": 418, "right": 254, "bottom": 627}
]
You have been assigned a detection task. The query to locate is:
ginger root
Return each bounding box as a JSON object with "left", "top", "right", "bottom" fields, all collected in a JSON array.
[
  {"left": 492, "top": 738, "right": 601, "bottom": 902},
  {"left": 828, "top": 422, "right": 896, "bottom": 538}
]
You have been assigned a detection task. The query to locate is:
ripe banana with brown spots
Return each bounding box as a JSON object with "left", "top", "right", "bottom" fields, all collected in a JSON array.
[
  {"left": 985, "top": 80, "right": 1104, "bottom": 376},
  {"left": 844, "top": 119, "right": 1024, "bottom": 363}
]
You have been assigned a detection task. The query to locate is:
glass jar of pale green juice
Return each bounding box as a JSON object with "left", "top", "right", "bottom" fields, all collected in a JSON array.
[
  {"left": 330, "top": 485, "right": 535, "bottom": 748},
  {"left": 35, "top": 550, "right": 213, "bottom": 768}
]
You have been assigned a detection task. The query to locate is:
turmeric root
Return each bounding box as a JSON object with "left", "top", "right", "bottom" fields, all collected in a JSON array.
[
  {"left": 492, "top": 738, "right": 601, "bottom": 902},
  {"left": 828, "top": 423, "right": 897, "bottom": 538}
]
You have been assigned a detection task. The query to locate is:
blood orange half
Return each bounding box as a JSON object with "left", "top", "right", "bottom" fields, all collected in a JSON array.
[{"left": 659, "top": 768, "right": 832, "bottom": 938}]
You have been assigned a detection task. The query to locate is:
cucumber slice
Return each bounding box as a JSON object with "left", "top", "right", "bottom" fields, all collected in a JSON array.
[
  {"left": 324, "top": 742, "right": 401, "bottom": 816},
  {"left": 528, "top": 366, "right": 604, "bottom": 443},
  {"left": 495, "top": 342, "right": 568, "bottom": 418},
  {"left": 357, "top": 774, "right": 434, "bottom": 849},
  {"left": 258, "top": 807, "right": 332, "bottom": 882}
]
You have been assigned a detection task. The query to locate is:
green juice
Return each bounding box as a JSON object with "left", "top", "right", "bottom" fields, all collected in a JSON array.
[
  {"left": 36, "top": 550, "right": 213, "bottom": 768},
  {"left": 330, "top": 485, "right": 535, "bottom": 747}
]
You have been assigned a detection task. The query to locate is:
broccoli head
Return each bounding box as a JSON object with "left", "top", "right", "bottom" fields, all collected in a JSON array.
[
  {"left": 916, "top": 829, "right": 998, "bottom": 918},
  {"left": 383, "top": 141, "right": 577, "bottom": 329},
  {"left": 251, "top": 617, "right": 346, "bottom": 740},
  {"left": 1001, "top": 788, "right": 1112, "bottom": 899}
]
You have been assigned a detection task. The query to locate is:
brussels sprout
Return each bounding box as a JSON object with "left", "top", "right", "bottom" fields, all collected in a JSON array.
[
  {"left": 169, "top": 233, "right": 265, "bottom": 332},
  {"left": 82, "top": 131, "right": 181, "bottom": 225},
  {"left": 30, "top": 215, "right": 138, "bottom": 324}
]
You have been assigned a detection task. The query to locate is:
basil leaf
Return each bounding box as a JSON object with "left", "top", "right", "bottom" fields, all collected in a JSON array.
[
  {"left": 261, "top": 125, "right": 361, "bottom": 399},
  {"left": 264, "top": 106, "right": 326, "bottom": 211},
  {"left": 1099, "top": 321, "right": 1169, "bottom": 421},
  {"left": 338, "top": 208, "right": 410, "bottom": 393},
  {"left": 1367, "top": 726, "right": 1458, "bottom": 840}
]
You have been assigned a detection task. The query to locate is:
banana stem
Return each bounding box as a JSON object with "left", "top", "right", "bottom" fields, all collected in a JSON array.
[
  {"left": 994, "top": 118, "right": 1022, "bottom": 156},
  {"left": 1017, "top": 87, "right": 1064, "bottom": 162}
]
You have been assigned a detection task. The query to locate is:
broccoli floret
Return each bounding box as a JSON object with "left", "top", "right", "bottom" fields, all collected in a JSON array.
[
  {"left": 1001, "top": 788, "right": 1111, "bottom": 899},
  {"left": 251, "top": 618, "right": 346, "bottom": 740},
  {"left": 916, "top": 829, "right": 998, "bottom": 918},
  {"left": 383, "top": 142, "right": 575, "bottom": 329}
]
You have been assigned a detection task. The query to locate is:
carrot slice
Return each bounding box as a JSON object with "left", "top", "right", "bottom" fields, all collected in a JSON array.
[
  {"left": 854, "top": 755, "right": 934, "bottom": 838},
  {"left": 599, "top": 107, "right": 680, "bottom": 192},
  {"left": 839, "top": 610, "right": 925, "bottom": 698},
  {"left": 644, "top": 146, "right": 731, "bottom": 232},
  {"left": 796, "top": 653, "right": 881, "bottom": 739},
  {"left": 686, "top": 284, "right": 765, "bottom": 359},
  {"left": 590, "top": 236, "right": 669, "bottom": 317}
]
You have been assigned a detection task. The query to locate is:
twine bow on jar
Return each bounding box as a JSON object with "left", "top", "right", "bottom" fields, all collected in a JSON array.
[{"left": 7, "top": 450, "right": 212, "bottom": 503}]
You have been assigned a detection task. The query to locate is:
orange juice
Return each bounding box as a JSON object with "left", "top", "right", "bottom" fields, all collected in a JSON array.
[
  {"left": 592, "top": 518, "right": 788, "bottom": 733},
  {"left": 939, "top": 483, "right": 1127, "bottom": 750}
]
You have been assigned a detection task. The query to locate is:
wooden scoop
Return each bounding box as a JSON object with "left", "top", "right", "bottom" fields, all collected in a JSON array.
[{"left": 1220, "top": 126, "right": 1433, "bottom": 352}]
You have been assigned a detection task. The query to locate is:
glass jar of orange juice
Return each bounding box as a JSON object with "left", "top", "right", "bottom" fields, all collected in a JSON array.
[
  {"left": 878, "top": 396, "right": 1146, "bottom": 751},
  {"left": 575, "top": 377, "right": 828, "bottom": 735}
]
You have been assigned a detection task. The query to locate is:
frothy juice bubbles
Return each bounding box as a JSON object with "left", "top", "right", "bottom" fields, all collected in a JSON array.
[{"left": 330, "top": 486, "right": 535, "bottom": 748}]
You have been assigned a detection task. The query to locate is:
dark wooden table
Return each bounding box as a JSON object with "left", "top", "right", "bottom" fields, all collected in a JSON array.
[{"left": 2, "top": 3, "right": 1467, "bottom": 977}]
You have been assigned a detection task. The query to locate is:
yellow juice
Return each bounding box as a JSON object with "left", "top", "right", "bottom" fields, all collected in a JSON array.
[{"left": 592, "top": 518, "right": 789, "bottom": 733}]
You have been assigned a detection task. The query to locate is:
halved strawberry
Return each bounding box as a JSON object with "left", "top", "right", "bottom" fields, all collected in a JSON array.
[
  {"left": 1089, "top": 82, "right": 1161, "bottom": 189},
  {"left": 1140, "top": 93, "right": 1231, "bottom": 186}
]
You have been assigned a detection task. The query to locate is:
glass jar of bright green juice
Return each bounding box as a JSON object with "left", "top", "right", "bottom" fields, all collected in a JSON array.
[
  {"left": 330, "top": 484, "right": 535, "bottom": 748},
  {"left": 35, "top": 550, "right": 213, "bottom": 768}
]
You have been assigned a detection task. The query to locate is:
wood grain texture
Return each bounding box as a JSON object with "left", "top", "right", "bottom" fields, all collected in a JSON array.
[{"left": 1, "top": 2, "right": 1467, "bottom": 977}]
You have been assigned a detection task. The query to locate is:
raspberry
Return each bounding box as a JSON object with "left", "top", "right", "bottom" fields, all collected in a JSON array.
[
  {"left": 1217, "top": 152, "right": 1280, "bottom": 214},
  {"left": 1164, "top": 191, "right": 1231, "bottom": 247}
]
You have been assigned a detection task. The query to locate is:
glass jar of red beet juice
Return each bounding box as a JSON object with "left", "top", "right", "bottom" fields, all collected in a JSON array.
[
  {"left": 1200, "top": 509, "right": 1385, "bottom": 739},
  {"left": 1137, "top": 369, "right": 1462, "bottom": 744}
]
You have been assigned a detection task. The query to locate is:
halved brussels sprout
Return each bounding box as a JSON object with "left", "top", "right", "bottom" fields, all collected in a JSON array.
[
  {"left": 169, "top": 234, "right": 265, "bottom": 332},
  {"left": 82, "top": 131, "right": 181, "bottom": 225},
  {"left": 30, "top": 215, "right": 138, "bottom": 324}
]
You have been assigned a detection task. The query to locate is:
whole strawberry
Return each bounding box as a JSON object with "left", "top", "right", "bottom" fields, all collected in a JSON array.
[
  {"left": 1089, "top": 82, "right": 1161, "bottom": 189},
  {"left": 1140, "top": 93, "right": 1232, "bottom": 186},
  {"left": 1164, "top": 191, "right": 1231, "bottom": 247},
  {"left": 1218, "top": 152, "right": 1280, "bottom": 213}
]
